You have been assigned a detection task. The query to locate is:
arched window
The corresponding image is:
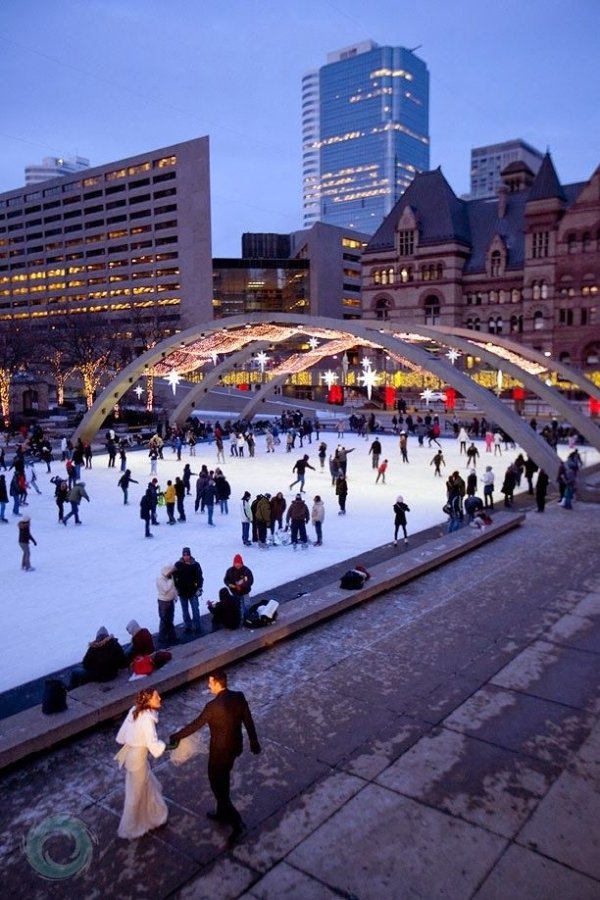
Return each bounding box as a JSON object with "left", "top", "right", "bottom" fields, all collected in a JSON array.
[
  {"left": 436, "top": 263, "right": 443, "bottom": 280},
  {"left": 424, "top": 295, "right": 440, "bottom": 325},
  {"left": 509, "top": 315, "right": 523, "bottom": 334},
  {"left": 489, "top": 290, "right": 498, "bottom": 304},
  {"left": 488, "top": 316, "right": 503, "bottom": 334},
  {"left": 532, "top": 281, "right": 540, "bottom": 300},
  {"left": 533, "top": 311, "right": 544, "bottom": 331},
  {"left": 567, "top": 232, "right": 577, "bottom": 254},
  {"left": 381, "top": 269, "right": 389, "bottom": 285},
  {"left": 511, "top": 289, "right": 521, "bottom": 303},
  {"left": 540, "top": 281, "right": 548, "bottom": 300},
  {"left": 399, "top": 266, "right": 412, "bottom": 283},
  {"left": 490, "top": 250, "right": 502, "bottom": 277},
  {"left": 584, "top": 343, "right": 600, "bottom": 366},
  {"left": 387, "top": 268, "right": 395, "bottom": 284},
  {"left": 374, "top": 297, "right": 392, "bottom": 320},
  {"left": 583, "top": 232, "right": 591, "bottom": 252},
  {"left": 373, "top": 270, "right": 381, "bottom": 285}
]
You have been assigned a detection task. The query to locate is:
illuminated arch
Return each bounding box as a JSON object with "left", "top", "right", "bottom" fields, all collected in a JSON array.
[{"left": 74, "top": 314, "right": 600, "bottom": 479}]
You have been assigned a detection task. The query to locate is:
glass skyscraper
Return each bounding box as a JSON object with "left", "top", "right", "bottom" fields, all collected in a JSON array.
[{"left": 302, "top": 40, "right": 430, "bottom": 233}]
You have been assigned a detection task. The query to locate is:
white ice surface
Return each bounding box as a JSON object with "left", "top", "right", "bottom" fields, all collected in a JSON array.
[{"left": 1, "top": 429, "right": 593, "bottom": 692}]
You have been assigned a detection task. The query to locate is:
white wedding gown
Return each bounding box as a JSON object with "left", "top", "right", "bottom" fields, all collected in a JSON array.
[{"left": 115, "top": 707, "right": 168, "bottom": 840}]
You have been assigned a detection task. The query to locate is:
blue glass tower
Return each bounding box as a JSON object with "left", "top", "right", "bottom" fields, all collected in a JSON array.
[{"left": 303, "top": 41, "right": 430, "bottom": 233}]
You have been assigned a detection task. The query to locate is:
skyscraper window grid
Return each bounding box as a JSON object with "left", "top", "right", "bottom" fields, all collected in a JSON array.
[{"left": 304, "top": 41, "right": 429, "bottom": 232}]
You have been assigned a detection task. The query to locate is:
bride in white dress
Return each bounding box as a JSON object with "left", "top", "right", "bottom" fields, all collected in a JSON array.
[{"left": 115, "top": 688, "right": 168, "bottom": 839}]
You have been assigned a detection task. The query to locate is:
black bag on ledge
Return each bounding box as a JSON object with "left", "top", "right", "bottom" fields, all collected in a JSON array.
[{"left": 42, "top": 679, "right": 68, "bottom": 715}]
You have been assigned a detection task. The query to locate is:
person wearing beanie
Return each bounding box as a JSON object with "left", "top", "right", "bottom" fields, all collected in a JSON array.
[
  {"left": 125, "top": 619, "right": 155, "bottom": 662},
  {"left": 173, "top": 547, "right": 204, "bottom": 635},
  {"left": 70, "top": 625, "right": 127, "bottom": 687},
  {"left": 223, "top": 554, "right": 254, "bottom": 614},
  {"left": 393, "top": 496, "right": 411, "bottom": 546},
  {"left": 18, "top": 515, "right": 37, "bottom": 571},
  {"left": 286, "top": 493, "right": 310, "bottom": 548}
]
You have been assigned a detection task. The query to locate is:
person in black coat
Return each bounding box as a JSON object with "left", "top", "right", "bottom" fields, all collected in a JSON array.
[
  {"left": 170, "top": 669, "right": 261, "bottom": 843},
  {"left": 208, "top": 588, "right": 242, "bottom": 630},
  {"left": 173, "top": 547, "right": 203, "bottom": 634},
  {"left": 393, "top": 495, "right": 410, "bottom": 545},
  {"left": 535, "top": 469, "right": 549, "bottom": 512},
  {"left": 140, "top": 488, "right": 153, "bottom": 538},
  {"left": 70, "top": 626, "right": 127, "bottom": 687}
]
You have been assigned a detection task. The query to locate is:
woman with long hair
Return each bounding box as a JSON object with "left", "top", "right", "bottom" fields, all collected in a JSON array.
[{"left": 114, "top": 688, "right": 168, "bottom": 839}]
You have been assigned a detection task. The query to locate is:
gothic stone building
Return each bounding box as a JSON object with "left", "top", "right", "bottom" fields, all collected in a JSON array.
[{"left": 361, "top": 154, "right": 600, "bottom": 371}]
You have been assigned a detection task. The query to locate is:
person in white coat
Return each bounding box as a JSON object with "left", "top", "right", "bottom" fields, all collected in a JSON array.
[
  {"left": 115, "top": 688, "right": 168, "bottom": 840},
  {"left": 311, "top": 495, "right": 325, "bottom": 546},
  {"left": 156, "top": 564, "right": 177, "bottom": 646}
]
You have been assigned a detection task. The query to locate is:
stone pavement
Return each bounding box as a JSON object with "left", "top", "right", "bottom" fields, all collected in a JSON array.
[{"left": 1, "top": 498, "right": 599, "bottom": 899}]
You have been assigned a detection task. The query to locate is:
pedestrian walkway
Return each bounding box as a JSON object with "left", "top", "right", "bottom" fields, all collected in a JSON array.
[{"left": 0, "top": 497, "right": 598, "bottom": 898}]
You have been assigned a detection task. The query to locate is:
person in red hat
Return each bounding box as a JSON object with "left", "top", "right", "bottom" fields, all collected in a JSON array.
[{"left": 223, "top": 554, "right": 254, "bottom": 615}]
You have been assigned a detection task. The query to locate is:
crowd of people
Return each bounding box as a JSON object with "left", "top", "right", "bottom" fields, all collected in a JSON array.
[{"left": 1, "top": 406, "right": 590, "bottom": 850}]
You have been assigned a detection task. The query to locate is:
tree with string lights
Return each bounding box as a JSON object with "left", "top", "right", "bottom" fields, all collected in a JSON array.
[
  {"left": 44, "top": 315, "right": 115, "bottom": 410},
  {"left": 0, "top": 323, "right": 34, "bottom": 424}
]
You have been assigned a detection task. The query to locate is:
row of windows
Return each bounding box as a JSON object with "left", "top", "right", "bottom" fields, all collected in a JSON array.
[
  {"left": 0, "top": 267, "right": 180, "bottom": 292},
  {"left": 372, "top": 264, "right": 443, "bottom": 285},
  {"left": 565, "top": 229, "right": 600, "bottom": 253},
  {"left": 0, "top": 164, "right": 177, "bottom": 212},
  {"left": 0, "top": 251, "right": 178, "bottom": 284},
  {"left": 0, "top": 285, "right": 181, "bottom": 310},
  {"left": 0, "top": 236, "right": 178, "bottom": 270},
  {"left": 0, "top": 205, "right": 178, "bottom": 239},
  {"left": 1, "top": 183, "right": 177, "bottom": 225}
]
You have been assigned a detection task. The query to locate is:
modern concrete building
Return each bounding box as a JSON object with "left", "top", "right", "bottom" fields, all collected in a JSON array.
[
  {"left": 290, "top": 222, "right": 368, "bottom": 319},
  {"left": 220, "top": 223, "right": 370, "bottom": 321},
  {"left": 302, "top": 40, "right": 430, "bottom": 233},
  {"left": 212, "top": 257, "right": 310, "bottom": 319},
  {"left": 0, "top": 136, "right": 212, "bottom": 341},
  {"left": 470, "top": 139, "right": 543, "bottom": 199},
  {"left": 24, "top": 156, "right": 90, "bottom": 185},
  {"left": 361, "top": 153, "right": 600, "bottom": 371}
]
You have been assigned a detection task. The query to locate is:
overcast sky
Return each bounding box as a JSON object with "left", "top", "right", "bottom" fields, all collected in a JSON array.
[{"left": 1, "top": 0, "right": 598, "bottom": 256}]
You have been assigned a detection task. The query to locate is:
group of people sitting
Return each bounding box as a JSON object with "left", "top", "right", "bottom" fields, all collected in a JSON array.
[{"left": 68, "top": 620, "right": 172, "bottom": 689}]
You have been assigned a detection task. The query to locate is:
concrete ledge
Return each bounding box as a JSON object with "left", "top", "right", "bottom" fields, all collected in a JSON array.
[{"left": 0, "top": 512, "right": 524, "bottom": 771}]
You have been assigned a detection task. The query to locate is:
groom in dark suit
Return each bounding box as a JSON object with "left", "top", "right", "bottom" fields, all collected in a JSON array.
[{"left": 169, "top": 669, "right": 261, "bottom": 843}]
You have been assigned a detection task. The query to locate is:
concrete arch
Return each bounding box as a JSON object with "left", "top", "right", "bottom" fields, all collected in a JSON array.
[
  {"left": 436, "top": 325, "right": 600, "bottom": 402},
  {"left": 170, "top": 343, "right": 270, "bottom": 424},
  {"left": 74, "top": 312, "right": 582, "bottom": 478},
  {"left": 415, "top": 325, "right": 600, "bottom": 452}
]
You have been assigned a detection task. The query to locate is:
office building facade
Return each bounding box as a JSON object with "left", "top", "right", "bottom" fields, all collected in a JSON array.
[
  {"left": 362, "top": 154, "right": 600, "bottom": 371},
  {"left": 302, "top": 40, "right": 430, "bottom": 233},
  {"left": 0, "top": 137, "right": 212, "bottom": 341},
  {"left": 470, "top": 139, "right": 543, "bottom": 199},
  {"left": 225, "top": 222, "right": 370, "bottom": 321}
]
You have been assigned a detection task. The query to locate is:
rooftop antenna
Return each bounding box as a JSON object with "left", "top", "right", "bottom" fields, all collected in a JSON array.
[{"left": 408, "top": 45, "right": 423, "bottom": 52}]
